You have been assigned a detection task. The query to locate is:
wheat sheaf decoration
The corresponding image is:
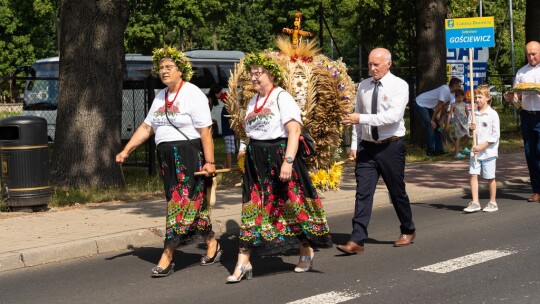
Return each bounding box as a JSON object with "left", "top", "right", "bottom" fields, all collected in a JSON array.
[{"left": 225, "top": 36, "right": 356, "bottom": 190}]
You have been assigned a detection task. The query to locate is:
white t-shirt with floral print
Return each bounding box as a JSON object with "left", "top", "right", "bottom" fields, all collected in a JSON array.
[
  {"left": 144, "top": 82, "right": 212, "bottom": 145},
  {"left": 244, "top": 87, "right": 302, "bottom": 140}
]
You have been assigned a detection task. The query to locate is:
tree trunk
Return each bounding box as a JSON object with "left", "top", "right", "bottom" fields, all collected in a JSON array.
[
  {"left": 213, "top": 25, "right": 218, "bottom": 50},
  {"left": 526, "top": 0, "right": 540, "bottom": 43},
  {"left": 410, "top": 0, "right": 448, "bottom": 148},
  {"left": 51, "top": 0, "right": 130, "bottom": 188}
]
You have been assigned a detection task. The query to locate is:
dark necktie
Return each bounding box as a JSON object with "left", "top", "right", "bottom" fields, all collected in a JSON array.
[{"left": 371, "top": 81, "right": 380, "bottom": 141}]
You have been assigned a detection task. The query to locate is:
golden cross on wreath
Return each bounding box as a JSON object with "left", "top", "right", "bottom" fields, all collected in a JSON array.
[{"left": 282, "top": 12, "right": 313, "bottom": 48}]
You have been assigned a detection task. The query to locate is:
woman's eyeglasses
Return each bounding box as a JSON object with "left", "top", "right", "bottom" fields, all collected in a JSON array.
[
  {"left": 249, "top": 71, "right": 264, "bottom": 78},
  {"left": 158, "top": 65, "right": 177, "bottom": 73}
]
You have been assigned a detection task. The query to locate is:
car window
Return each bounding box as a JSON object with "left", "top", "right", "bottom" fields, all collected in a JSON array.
[
  {"left": 218, "top": 64, "right": 235, "bottom": 87},
  {"left": 191, "top": 65, "right": 218, "bottom": 89},
  {"left": 127, "top": 61, "right": 152, "bottom": 78}
]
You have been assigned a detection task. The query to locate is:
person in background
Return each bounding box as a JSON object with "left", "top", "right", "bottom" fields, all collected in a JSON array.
[
  {"left": 226, "top": 52, "right": 332, "bottom": 283},
  {"left": 463, "top": 85, "right": 500, "bottom": 213},
  {"left": 207, "top": 84, "right": 223, "bottom": 137},
  {"left": 446, "top": 88, "right": 470, "bottom": 159},
  {"left": 207, "top": 84, "right": 222, "bottom": 111},
  {"left": 414, "top": 78, "right": 463, "bottom": 156},
  {"left": 503, "top": 40, "right": 540, "bottom": 202},
  {"left": 116, "top": 47, "right": 221, "bottom": 277},
  {"left": 221, "top": 94, "right": 236, "bottom": 168},
  {"left": 340, "top": 48, "right": 415, "bottom": 255}
]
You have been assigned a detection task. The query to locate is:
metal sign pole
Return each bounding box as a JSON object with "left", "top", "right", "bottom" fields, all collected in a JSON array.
[{"left": 469, "top": 48, "right": 478, "bottom": 165}]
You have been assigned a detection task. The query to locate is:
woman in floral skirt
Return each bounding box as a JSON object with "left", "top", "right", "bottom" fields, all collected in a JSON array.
[
  {"left": 226, "top": 53, "right": 332, "bottom": 283},
  {"left": 117, "top": 47, "right": 222, "bottom": 277}
]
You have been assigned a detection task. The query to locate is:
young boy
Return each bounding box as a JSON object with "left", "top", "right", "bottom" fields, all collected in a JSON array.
[{"left": 463, "top": 85, "right": 500, "bottom": 213}]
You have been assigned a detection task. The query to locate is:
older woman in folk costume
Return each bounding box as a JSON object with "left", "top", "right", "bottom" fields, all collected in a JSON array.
[
  {"left": 226, "top": 53, "right": 332, "bottom": 283},
  {"left": 116, "top": 47, "right": 222, "bottom": 277}
]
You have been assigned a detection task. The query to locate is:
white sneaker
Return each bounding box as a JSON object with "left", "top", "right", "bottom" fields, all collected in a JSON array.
[
  {"left": 464, "top": 202, "right": 481, "bottom": 213},
  {"left": 483, "top": 202, "right": 498, "bottom": 212}
]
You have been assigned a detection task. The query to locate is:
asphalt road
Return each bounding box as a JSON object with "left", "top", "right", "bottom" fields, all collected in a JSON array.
[{"left": 1, "top": 183, "right": 540, "bottom": 304}]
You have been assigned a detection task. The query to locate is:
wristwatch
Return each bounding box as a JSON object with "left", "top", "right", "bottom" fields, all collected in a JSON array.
[{"left": 285, "top": 156, "right": 294, "bottom": 164}]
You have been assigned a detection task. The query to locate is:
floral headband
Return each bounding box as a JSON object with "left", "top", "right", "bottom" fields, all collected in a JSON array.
[
  {"left": 243, "top": 52, "right": 284, "bottom": 85},
  {"left": 152, "top": 46, "right": 193, "bottom": 81}
]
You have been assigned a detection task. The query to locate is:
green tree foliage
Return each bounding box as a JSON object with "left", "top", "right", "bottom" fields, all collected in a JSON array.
[
  {"left": 0, "top": 0, "right": 57, "bottom": 101},
  {"left": 0, "top": 0, "right": 57, "bottom": 76},
  {"left": 124, "top": 1, "right": 166, "bottom": 54},
  {"left": 1, "top": 0, "right": 531, "bottom": 80},
  {"left": 216, "top": 0, "right": 273, "bottom": 52}
]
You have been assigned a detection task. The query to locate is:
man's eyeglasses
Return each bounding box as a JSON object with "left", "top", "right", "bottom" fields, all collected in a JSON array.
[
  {"left": 158, "top": 65, "right": 177, "bottom": 73},
  {"left": 249, "top": 71, "right": 264, "bottom": 78}
]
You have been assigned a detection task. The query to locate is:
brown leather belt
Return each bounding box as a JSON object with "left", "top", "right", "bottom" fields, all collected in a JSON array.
[
  {"left": 525, "top": 110, "right": 540, "bottom": 115},
  {"left": 366, "top": 136, "right": 402, "bottom": 145}
]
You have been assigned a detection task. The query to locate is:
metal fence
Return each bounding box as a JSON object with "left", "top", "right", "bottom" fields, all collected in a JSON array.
[{"left": 4, "top": 74, "right": 156, "bottom": 173}]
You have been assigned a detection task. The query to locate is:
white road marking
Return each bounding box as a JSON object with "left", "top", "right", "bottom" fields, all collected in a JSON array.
[
  {"left": 415, "top": 249, "right": 517, "bottom": 274},
  {"left": 287, "top": 291, "right": 364, "bottom": 304}
]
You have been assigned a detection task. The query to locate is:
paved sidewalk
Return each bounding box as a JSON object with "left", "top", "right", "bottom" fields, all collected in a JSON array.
[{"left": 0, "top": 152, "right": 530, "bottom": 272}]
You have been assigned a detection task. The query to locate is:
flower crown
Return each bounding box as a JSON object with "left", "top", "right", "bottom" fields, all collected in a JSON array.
[
  {"left": 243, "top": 52, "right": 284, "bottom": 85},
  {"left": 152, "top": 46, "right": 193, "bottom": 81}
]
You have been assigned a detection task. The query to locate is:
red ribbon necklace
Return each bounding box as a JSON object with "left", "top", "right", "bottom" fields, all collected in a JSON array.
[
  {"left": 253, "top": 86, "right": 275, "bottom": 113},
  {"left": 165, "top": 80, "right": 184, "bottom": 108}
]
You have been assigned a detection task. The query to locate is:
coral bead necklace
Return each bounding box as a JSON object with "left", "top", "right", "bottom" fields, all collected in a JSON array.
[
  {"left": 165, "top": 80, "right": 184, "bottom": 108},
  {"left": 253, "top": 86, "right": 275, "bottom": 113}
]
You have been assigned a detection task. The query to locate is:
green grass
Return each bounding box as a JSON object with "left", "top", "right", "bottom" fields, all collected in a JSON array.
[
  {"left": 51, "top": 167, "right": 164, "bottom": 206},
  {"left": 0, "top": 111, "right": 22, "bottom": 119},
  {"left": 49, "top": 136, "right": 236, "bottom": 207}
]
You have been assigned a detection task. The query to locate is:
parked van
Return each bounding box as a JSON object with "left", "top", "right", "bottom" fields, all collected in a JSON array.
[{"left": 21, "top": 50, "right": 244, "bottom": 140}]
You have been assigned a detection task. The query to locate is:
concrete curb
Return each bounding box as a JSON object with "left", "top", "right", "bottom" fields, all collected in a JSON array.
[{"left": 0, "top": 228, "right": 164, "bottom": 273}]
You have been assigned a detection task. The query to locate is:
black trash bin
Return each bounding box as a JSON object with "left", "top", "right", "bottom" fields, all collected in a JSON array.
[{"left": 0, "top": 116, "right": 50, "bottom": 211}]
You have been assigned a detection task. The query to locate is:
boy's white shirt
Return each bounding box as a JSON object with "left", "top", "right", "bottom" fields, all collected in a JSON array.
[{"left": 468, "top": 104, "right": 500, "bottom": 160}]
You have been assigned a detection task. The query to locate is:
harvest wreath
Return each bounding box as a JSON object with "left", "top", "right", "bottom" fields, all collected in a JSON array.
[{"left": 225, "top": 35, "right": 356, "bottom": 190}]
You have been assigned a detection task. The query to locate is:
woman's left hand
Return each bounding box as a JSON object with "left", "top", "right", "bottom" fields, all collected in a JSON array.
[{"left": 279, "top": 163, "right": 293, "bottom": 181}]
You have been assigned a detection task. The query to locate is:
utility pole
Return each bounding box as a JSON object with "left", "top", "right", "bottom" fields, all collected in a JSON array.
[{"left": 508, "top": 0, "right": 515, "bottom": 77}]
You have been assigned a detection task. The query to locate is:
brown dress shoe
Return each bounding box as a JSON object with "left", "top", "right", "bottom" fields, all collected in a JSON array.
[
  {"left": 393, "top": 232, "right": 416, "bottom": 247},
  {"left": 336, "top": 241, "right": 364, "bottom": 255},
  {"left": 527, "top": 193, "right": 540, "bottom": 202}
]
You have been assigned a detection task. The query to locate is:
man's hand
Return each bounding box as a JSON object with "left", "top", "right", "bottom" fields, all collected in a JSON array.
[
  {"left": 342, "top": 113, "right": 360, "bottom": 126},
  {"left": 348, "top": 149, "right": 357, "bottom": 160}
]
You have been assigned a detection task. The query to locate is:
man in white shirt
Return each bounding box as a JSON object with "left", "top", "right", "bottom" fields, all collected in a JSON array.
[
  {"left": 414, "top": 78, "right": 462, "bottom": 156},
  {"left": 504, "top": 40, "right": 540, "bottom": 202},
  {"left": 339, "top": 48, "right": 416, "bottom": 254}
]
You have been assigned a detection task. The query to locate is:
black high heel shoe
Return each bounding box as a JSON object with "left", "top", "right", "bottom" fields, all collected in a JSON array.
[
  {"left": 151, "top": 262, "right": 175, "bottom": 278},
  {"left": 200, "top": 240, "right": 223, "bottom": 266}
]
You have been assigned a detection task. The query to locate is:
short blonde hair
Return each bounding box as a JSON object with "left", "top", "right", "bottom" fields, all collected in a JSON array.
[{"left": 474, "top": 85, "right": 491, "bottom": 99}]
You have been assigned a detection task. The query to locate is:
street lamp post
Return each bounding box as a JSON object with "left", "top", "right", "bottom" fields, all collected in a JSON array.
[{"left": 508, "top": 0, "right": 516, "bottom": 77}]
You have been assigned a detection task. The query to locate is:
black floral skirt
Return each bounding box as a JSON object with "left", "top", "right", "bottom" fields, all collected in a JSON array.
[
  {"left": 157, "top": 139, "right": 213, "bottom": 249},
  {"left": 239, "top": 138, "right": 332, "bottom": 255}
]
